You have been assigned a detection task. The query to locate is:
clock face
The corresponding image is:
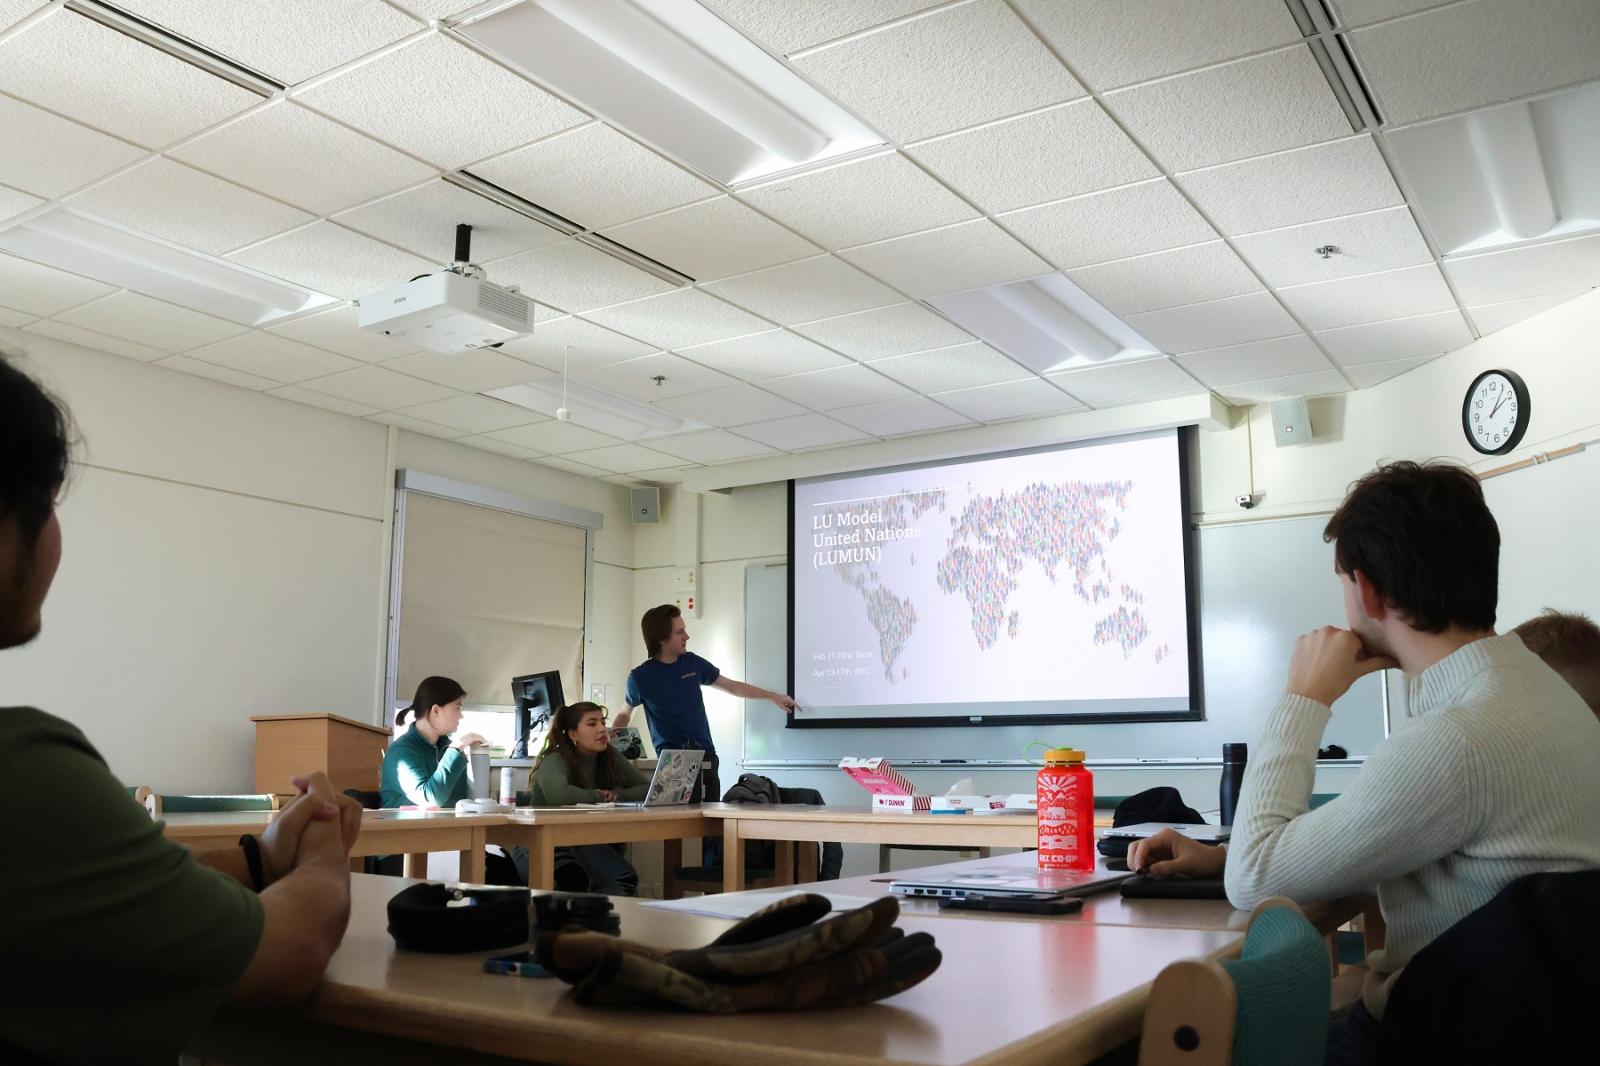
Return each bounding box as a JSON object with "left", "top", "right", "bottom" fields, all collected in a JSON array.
[{"left": 1462, "top": 369, "right": 1529, "bottom": 455}]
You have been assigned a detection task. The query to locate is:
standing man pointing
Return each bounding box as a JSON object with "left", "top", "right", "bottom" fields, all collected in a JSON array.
[{"left": 614, "top": 604, "right": 796, "bottom": 806}]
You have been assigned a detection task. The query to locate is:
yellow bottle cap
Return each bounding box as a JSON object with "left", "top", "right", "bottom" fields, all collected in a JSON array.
[{"left": 1044, "top": 748, "right": 1086, "bottom": 762}]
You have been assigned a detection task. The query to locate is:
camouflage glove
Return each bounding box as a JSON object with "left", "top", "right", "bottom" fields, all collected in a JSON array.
[{"left": 533, "top": 893, "right": 941, "bottom": 1012}]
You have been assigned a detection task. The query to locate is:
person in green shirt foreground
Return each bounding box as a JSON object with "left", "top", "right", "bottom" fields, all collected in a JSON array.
[
  {"left": 0, "top": 352, "right": 363, "bottom": 1065},
  {"left": 529, "top": 701, "right": 647, "bottom": 894}
]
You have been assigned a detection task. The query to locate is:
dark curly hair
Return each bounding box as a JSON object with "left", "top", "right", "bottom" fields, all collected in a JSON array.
[{"left": 0, "top": 353, "right": 72, "bottom": 548}]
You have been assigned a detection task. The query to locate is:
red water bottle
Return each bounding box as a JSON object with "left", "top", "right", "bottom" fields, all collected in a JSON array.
[{"left": 1037, "top": 748, "right": 1094, "bottom": 871}]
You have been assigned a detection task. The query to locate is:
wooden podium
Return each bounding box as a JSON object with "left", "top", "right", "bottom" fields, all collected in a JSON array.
[{"left": 251, "top": 713, "right": 392, "bottom": 796}]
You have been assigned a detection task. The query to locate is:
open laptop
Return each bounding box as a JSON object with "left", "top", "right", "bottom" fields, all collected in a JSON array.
[
  {"left": 613, "top": 748, "right": 705, "bottom": 808},
  {"left": 1100, "top": 821, "right": 1231, "bottom": 843},
  {"left": 891, "top": 865, "right": 1132, "bottom": 900}
]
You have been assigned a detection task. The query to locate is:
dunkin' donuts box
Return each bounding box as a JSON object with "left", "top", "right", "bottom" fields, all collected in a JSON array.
[{"left": 838, "top": 756, "right": 931, "bottom": 812}]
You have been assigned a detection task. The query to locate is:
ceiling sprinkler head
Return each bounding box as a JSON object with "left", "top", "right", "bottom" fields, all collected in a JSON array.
[
  {"left": 556, "top": 406, "right": 571, "bottom": 422},
  {"left": 1314, "top": 244, "right": 1340, "bottom": 259},
  {"left": 651, "top": 374, "right": 667, "bottom": 387}
]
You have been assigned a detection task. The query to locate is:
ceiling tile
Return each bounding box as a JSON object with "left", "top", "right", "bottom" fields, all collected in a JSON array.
[
  {"left": 297, "top": 34, "right": 586, "bottom": 168},
  {"left": 265, "top": 384, "right": 379, "bottom": 417},
  {"left": 908, "top": 99, "right": 1156, "bottom": 216},
  {"left": 64, "top": 157, "right": 313, "bottom": 255},
  {"left": 652, "top": 383, "right": 808, "bottom": 427},
  {"left": 737, "top": 151, "right": 977, "bottom": 250},
  {"left": 1104, "top": 46, "right": 1352, "bottom": 172},
  {"left": 0, "top": 253, "right": 115, "bottom": 317},
  {"left": 187, "top": 331, "right": 365, "bottom": 383},
  {"left": 1233, "top": 206, "right": 1433, "bottom": 288},
  {"left": 600, "top": 197, "right": 818, "bottom": 282},
  {"left": 999, "top": 179, "right": 1217, "bottom": 270},
  {"left": 172, "top": 101, "right": 437, "bottom": 215},
  {"left": 702, "top": 255, "right": 901, "bottom": 324},
  {"left": 1278, "top": 264, "right": 1456, "bottom": 330},
  {"left": 578, "top": 288, "right": 769, "bottom": 351},
  {"left": 227, "top": 222, "right": 436, "bottom": 301},
  {"left": 1341, "top": 354, "right": 1436, "bottom": 388},
  {"left": 1067, "top": 242, "right": 1262, "bottom": 316},
  {"left": 54, "top": 291, "right": 244, "bottom": 350},
  {"left": 1444, "top": 233, "right": 1600, "bottom": 307},
  {"left": 1469, "top": 290, "right": 1590, "bottom": 335},
  {"left": 791, "top": 0, "right": 1084, "bottom": 143},
  {"left": 368, "top": 410, "right": 466, "bottom": 439},
  {"left": 0, "top": 306, "right": 37, "bottom": 327},
  {"left": 471, "top": 123, "right": 717, "bottom": 231},
  {"left": 335, "top": 179, "right": 566, "bottom": 263},
  {"left": 760, "top": 363, "right": 912, "bottom": 409},
  {"left": 702, "top": 0, "right": 945, "bottom": 54},
  {"left": 1216, "top": 369, "right": 1351, "bottom": 405},
  {"left": 839, "top": 220, "right": 1050, "bottom": 298},
  {"left": 1125, "top": 291, "right": 1301, "bottom": 354},
  {"left": 1350, "top": 0, "right": 1600, "bottom": 125},
  {"left": 676, "top": 330, "right": 851, "bottom": 380},
  {"left": 0, "top": 9, "right": 258, "bottom": 148},
  {"left": 868, "top": 341, "right": 1031, "bottom": 392},
  {"left": 831, "top": 395, "right": 972, "bottom": 436},
  {"left": 488, "top": 420, "right": 620, "bottom": 453},
  {"left": 736, "top": 412, "right": 871, "bottom": 450},
  {"left": 1316, "top": 310, "right": 1473, "bottom": 366},
  {"left": 0, "top": 2, "right": 42, "bottom": 32},
  {"left": 646, "top": 427, "right": 776, "bottom": 464},
  {"left": 299, "top": 364, "right": 457, "bottom": 408},
  {"left": 496, "top": 315, "right": 657, "bottom": 373},
  {"left": 1020, "top": 0, "right": 1302, "bottom": 90},
  {"left": 1176, "top": 136, "right": 1405, "bottom": 237},
  {"left": 22, "top": 318, "right": 167, "bottom": 361},
  {"left": 532, "top": 455, "right": 611, "bottom": 476},
  {"left": 490, "top": 240, "right": 676, "bottom": 314},
  {"left": 155, "top": 354, "right": 278, "bottom": 390},
  {"left": 395, "top": 394, "right": 539, "bottom": 434},
  {"left": 1330, "top": 1, "right": 1456, "bottom": 25},
  {"left": 792, "top": 302, "right": 973, "bottom": 360},
  {"left": 931, "top": 377, "right": 1088, "bottom": 421},
  {"left": 383, "top": 346, "right": 550, "bottom": 392},
  {"left": 575, "top": 352, "right": 737, "bottom": 402},
  {"left": 116, "top": 0, "right": 422, "bottom": 84},
  {"left": 1175, "top": 334, "right": 1333, "bottom": 387},
  {"left": 564, "top": 443, "right": 684, "bottom": 474},
  {"left": 456, "top": 433, "right": 543, "bottom": 460},
  {"left": 1049, "top": 357, "right": 1206, "bottom": 407},
  {"left": 265, "top": 303, "right": 421, "bottom": 363},
  {"left": 0, "top": 95, "right": 146, "bottom": 198}
]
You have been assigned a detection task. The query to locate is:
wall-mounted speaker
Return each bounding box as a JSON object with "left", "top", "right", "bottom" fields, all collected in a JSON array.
[
  {"left": 630, "top": 486, "right": 660, "bottom": 525},
  {"left": 1270, "top": 396, "right": 1313, "bottom": 446}
]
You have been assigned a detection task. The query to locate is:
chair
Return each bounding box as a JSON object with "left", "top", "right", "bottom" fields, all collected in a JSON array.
[
  {"left": 1138, "top": 898, "right": 1331, "bottom": 1066},
  {"left": 675, "top": 783, "right": 842, "bottom": 896},
  {"left": 144, "top": 792, "right": 280, "bottom": 819},
  {"left": 344, "top": 789, "right": 402, "bottom": 876}
]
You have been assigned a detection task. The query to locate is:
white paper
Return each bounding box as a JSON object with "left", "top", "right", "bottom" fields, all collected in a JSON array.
[
  {"left": 643, "top": 890, "right": 879, "bottom": 921},
  {"left": 947, "top": 777, "right": 975, "bottom": 794}
]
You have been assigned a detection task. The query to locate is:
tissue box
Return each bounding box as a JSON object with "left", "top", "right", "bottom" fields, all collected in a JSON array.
[
  {"left": 839, "top": 757, "right": 931, "bottom": 812},
  {"left": 931, "top": 794, "right": 1006, "bottom": 811}
]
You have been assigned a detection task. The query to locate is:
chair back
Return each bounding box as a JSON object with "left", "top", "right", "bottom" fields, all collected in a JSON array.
[
  {"left": 344, "top": 788, "right": 383, "bottom": 810},
  {"left": 144, "top": 792, "right": 280, "bottom": 818},
  {"left": 1139, "top": 898, "right": 1330, "bottom": 1066}
]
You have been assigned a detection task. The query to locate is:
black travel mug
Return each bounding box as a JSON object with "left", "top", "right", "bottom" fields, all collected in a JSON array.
[{"left": 1219, "top": 742, "right": 1248, "bottom": 826}]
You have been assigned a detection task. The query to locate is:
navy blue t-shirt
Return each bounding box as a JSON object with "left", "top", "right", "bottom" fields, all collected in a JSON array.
[{"left": 625, "top": 652, "right": 720, "bottom": 755}]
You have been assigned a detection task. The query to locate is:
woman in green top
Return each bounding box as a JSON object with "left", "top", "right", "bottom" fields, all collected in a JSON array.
[
  {"left": 380, "top": 676, "right": 487, "bottom": 809},
  {"left": 530, "top": 701, "right": 647, "bottom": 894}
]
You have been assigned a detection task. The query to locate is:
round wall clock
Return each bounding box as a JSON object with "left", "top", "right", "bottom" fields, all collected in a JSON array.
[{"left": 1462, "top": 368, "right": 1530, "bottom": 455}]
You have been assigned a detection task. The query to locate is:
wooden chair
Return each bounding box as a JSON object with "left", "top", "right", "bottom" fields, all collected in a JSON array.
[
  {"left": 144, "top": 792, "right": 280, "bottom": 819},
  {"left": 1138, "top": 898, "right": 1331, "bottom": 1066}
]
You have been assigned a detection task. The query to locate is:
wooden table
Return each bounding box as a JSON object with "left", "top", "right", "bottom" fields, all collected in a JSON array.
[
  {"left": 159, "top": 809, "right": 502, "bottom": 883},
  {"left": 486, "top": 806, "right": 716, "bottom": 893},
  {"left": 192, "top": 872, "right": 1256, "bottom": 1066}
]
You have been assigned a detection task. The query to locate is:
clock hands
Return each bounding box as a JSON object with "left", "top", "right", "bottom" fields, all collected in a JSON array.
[{"left": 1490, "top": 392, "right": 1509, "bottom": 418}]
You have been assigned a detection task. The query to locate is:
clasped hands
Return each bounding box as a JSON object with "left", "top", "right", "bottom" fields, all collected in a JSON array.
[{"left": 255, "top": 771, "right": 364, "bottom": 886}]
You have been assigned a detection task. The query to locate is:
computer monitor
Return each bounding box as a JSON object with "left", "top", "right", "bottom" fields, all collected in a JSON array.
[{"left": 510, "top": 670, "right": 565, "bottom": 758}]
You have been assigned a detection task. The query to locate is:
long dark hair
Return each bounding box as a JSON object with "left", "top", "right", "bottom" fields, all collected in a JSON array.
[
  {"left": 533, "top": 701, "right": 626, "bottom": 789},
  {"left": 396, "top": 675, "right": 467, "bottom": 727}
]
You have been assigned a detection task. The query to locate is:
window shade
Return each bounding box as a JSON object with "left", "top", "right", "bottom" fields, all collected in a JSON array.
[{"left": 396, "top": 492, "right": 586, "bottom": 710}]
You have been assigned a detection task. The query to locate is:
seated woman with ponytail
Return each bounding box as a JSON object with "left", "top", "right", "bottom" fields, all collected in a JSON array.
[
  {"left": 380, "top": 676, "right": 487, "bottom": 809},
  {"left": 529, "top": 701, "right": 646, "bottom": 894}
]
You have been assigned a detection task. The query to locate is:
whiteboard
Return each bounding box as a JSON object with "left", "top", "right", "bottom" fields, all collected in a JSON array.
[
  {"left": 1483, "top": 444, "right": 1600, "bottom": 627},
  {"left": 743, "top": 513, "right": 1389, "bottom": 765}
]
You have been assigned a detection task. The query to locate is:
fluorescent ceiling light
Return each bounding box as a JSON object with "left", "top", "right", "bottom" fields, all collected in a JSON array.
[
  {"left": 929, "top": 274, "right": 1162, "bottom": 374},
  {"left": 455, "top": 0, "right": 884, "bottom": 187},
  {"left": 0, "top": 208, "right": 338, "bottom": 326},
  {"left": 487, "top": 379, "right": 707, "bottom": 441},
  {"left": 1387, "top": 82, "right": 1600, "bottom": 256},
  {"left": 65, "top": 0, "right": 284, "bottom": 95}
]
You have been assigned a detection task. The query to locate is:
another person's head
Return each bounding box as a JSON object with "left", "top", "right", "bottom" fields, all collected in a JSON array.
[
  {"left": 395, "top": 676, "right": 467, "bottom": 734},
  {"left": 1323, "top": 460, "right": 1499, "bottom": 658},
  {"left": 535, "top": 701, "right": 624, "bottom": 787},
  {"left": 0, "top": 354, "right": 71, "bottom": 651},
  {"left": 1513, "top": 609, "right": 1600, "bottom": 718},
  {"left": 641, "top": 603, "right": 687, "bottom": 659}
]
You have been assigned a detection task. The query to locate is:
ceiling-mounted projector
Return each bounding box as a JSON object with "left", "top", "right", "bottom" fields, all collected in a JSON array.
[{"left": 356, "top": 223, "right": 531, "bottom": 353}]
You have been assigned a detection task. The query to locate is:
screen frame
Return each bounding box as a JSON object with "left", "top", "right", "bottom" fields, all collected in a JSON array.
[{"left": 784, "top": 427, "right": 1202, "bottom": 730}]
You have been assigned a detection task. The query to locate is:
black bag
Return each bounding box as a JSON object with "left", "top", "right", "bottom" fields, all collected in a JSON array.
[{"left": 1096, "top": 786, "right": 1206, "bottom": 860}]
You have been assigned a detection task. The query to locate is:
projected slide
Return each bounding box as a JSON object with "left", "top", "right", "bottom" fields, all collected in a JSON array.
[{"left": 790, "top": 430, "right": 1192, "bottom": 722}]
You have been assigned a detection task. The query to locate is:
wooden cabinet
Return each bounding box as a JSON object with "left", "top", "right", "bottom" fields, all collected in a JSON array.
[{"left": 252, "top": 713, "right": 391, "bottom": 797}]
